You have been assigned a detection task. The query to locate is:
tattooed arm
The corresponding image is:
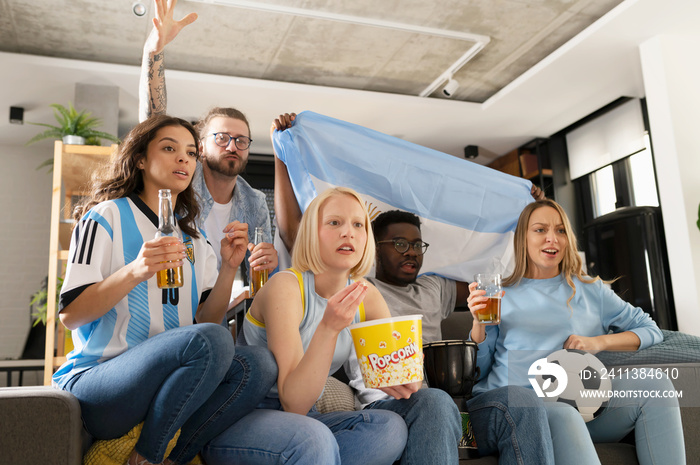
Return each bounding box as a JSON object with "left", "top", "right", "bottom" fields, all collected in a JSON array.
[{"left": 138, "top": 0, "right": 197, "bottom": 122}]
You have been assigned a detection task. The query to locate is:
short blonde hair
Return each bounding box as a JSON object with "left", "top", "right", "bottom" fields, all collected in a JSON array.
[{"left": 292, "top": 187, "right": 375, "bottom": 278}]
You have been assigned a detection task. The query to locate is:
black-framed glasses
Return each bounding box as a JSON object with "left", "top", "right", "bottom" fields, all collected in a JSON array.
[
  {"left": 210, "top": 133, "right": 253, "bottom": 150},
  {"left": 376, "top": 239, "right": 429, "bottom": 255}
]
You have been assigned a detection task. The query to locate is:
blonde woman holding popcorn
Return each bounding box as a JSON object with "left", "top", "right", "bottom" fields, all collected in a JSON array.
[{"left": 202, "top": 186, "right": 459, "bottom": 465}]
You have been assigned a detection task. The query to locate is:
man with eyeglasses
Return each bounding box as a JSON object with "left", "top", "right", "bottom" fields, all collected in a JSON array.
[{"left": 138, "top": 0, "right": 278, "bottom": 277}]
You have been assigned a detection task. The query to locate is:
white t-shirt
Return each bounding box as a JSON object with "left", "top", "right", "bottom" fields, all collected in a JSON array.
[{"left": 203, "top": 198, "right": 233, "bottom": 269}]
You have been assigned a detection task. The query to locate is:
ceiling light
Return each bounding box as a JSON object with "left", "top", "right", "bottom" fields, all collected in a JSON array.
[
  {"left": 441, "top": 78, "right": 459, "bottom": 98},
  {"left": 132, "top": 2, "right": 147, "bottom": 17}
]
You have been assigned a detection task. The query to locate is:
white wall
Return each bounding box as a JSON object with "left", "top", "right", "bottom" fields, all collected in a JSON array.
[
  {"left": 0, "top": 143, "right": 52, "bottom": 358},
  {"left": 640, "top": 34, "right": 700, "bottom": 336}
]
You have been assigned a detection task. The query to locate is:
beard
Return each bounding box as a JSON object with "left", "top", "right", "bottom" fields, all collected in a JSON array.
[{"left": 204, "top": 152, "right": 248, "bottom": 177}]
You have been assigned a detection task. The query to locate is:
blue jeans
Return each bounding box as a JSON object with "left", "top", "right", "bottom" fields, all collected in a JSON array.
[
  {"left": 365, "top": 387, "right": 461, "bottom": 465},
  {"left": 202, "top": 398, "right": 408, "bottom": 465},
  {"left": 65, "top": 323, "right": 277, "bottom": 464},
  {"left": 467, "top": 386, "right": 555, "bottom": 465},
  {"left": 545, "top": 375, "right": 685, "bottom": 465}
]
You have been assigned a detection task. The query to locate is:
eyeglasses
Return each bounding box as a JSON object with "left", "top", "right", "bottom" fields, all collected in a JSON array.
[
  {"left": 376, "top": 239, "right": 429, "bottom": 255},
  {"left": 210, "top": 133, "right": 253, "bottom": 150}
]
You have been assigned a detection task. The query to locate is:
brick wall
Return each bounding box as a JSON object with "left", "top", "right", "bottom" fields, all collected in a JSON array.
[{"left": 0, "top": 143, "right": 52, "bottom": 359}]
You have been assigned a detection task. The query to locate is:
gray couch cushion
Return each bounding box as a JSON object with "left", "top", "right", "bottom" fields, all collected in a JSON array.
[
  {"left": 0, "top": 386, "right": 83, "bottom": 465},
  {"left": 597, "top": 330, "right": 700, "bottom": 366}
]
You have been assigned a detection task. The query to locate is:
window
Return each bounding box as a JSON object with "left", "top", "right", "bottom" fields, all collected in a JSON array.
[
  {"left": 628, "top": 137, "right": 659, "bottom": 208},
  {"left": 585, "top": 143, "right": 659, "bottom": 220},
  {"left": 591, "top": 165, "right": 616, "bottom": 217}
]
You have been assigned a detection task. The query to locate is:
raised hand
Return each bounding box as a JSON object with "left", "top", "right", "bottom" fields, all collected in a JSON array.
[
  {"left": 531, "top": 184, "right": 545, "bottom": 201},
  {"left": 270, "top": 113, "right": 297, "bottom": 138},
  {"left": 150, "top": 0, "right": 198, "bottom": 54}
]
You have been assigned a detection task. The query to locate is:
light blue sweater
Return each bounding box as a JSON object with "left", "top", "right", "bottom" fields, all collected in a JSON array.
[{"left": 471, "top": 274, "right": 663, "bottom": 395}]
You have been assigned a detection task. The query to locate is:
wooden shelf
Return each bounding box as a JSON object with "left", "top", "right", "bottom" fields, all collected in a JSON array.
[
  {"left": 487, "top": 149, "right": 520, "bottom": 177},
  {"left": 487, "top": 138, "right": 555, "bottom": 200},
  {"left": 522, "top": 168, "right": 553, "bottom": 180},
  {"left": 61, "top": 145, "right": 115, "bottom": 195},
  {"left": 44, "top": 141, "right": 116, "bottom": 386}
]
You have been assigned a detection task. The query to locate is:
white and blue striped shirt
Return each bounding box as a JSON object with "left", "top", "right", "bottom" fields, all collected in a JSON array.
[{"left": 53, "top": 194, "right": 219, "bottom": 389}]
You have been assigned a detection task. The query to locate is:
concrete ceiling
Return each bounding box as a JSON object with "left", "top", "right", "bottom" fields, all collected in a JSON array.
[
  {"left": 0, "top": 0, "right": 698, "bottom": 164},
  {"left": 1, "top": 0, "right": 624, "bottom": 101}
]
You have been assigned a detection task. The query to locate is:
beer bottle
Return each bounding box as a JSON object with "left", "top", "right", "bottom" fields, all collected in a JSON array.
[
  {"left": 249, "top": 227, "right": 268, "bottom": 296},
  {"left": 155, "top": 189, "right": 184, "bottom": 289}
]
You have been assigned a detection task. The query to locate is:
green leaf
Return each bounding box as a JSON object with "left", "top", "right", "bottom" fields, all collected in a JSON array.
[
  {"left": 26, "top": 128, "right": 64, "bottom": 145},
  {"left": 35, "top": 157, "right": 55, "bottom": 172},
  {"left": 30, "top": 276, "right": 63, "bottom": 326}
]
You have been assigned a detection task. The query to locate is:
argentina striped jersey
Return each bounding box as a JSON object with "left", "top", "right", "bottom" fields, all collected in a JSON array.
[{"left": 52, "top": 194, "right": 218, "bottom": 389}]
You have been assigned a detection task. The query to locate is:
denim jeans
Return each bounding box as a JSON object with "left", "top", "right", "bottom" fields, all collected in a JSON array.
[
  {"left": 202, "top": 398, "right": 408, "bottom": 465},
  {"left": 545, "top": 375, "right": 685, "bottom": 465},
  {"left": 65, "top": 323, "right": 277, "bottom": 464},
  {"left": 467, "top": 386, "right": 555, "bottom": 465},
  {"left": 365, "top": 387, "right": 461, "bottom": 465}
]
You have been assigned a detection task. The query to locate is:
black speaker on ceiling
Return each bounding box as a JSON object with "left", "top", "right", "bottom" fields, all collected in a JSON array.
[
  {"left": 10, "top": 106, "right": 24, "bottom": 124},
  {"left": 464, "top": 145, "right": 479, "bottom": 159}
]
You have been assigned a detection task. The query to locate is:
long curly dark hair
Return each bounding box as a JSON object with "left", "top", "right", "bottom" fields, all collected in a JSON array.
[{"left": 73, "top": 115, "right": 201, "bottom": 238}]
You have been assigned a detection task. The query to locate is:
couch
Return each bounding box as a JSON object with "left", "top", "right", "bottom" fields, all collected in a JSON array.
[{"left": 2, "top": 311, "right": 698, "bottom": 465}]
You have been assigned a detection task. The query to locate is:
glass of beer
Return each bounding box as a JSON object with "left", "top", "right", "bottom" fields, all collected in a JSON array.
[
  {"left": 473, "top": 273, "right": 501, "bottom": 325},
  {"left": 249, "top": 227, "right": 268, "bottom": 296},
  {"left": 157, "top": 266, "right": 183, "bottom": 289}
]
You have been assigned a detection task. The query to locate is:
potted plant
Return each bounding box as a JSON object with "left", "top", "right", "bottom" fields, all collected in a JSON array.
[
  {"left": 30, "top": 276, "right": 73, "bottom": 355},
  {"left": 26, "top": 102, "right": 120, "bottom": 146},
  {"left": 26, "top": 102, "right": 120, "bottom": 170}
]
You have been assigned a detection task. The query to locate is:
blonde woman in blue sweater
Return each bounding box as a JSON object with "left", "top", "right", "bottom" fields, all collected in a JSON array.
[{"left": 468, "top": 199, "right": 685, "bottom": 465}]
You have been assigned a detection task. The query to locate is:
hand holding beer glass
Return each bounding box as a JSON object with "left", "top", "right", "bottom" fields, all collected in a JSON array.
[
  {"left": 472, "top": 273, "right": 502, "bottom": 325},
  {"left": 249, "top": 227, "right": 269, "bottom": 296}
]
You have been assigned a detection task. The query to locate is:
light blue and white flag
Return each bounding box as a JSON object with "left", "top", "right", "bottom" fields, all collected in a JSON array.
[{"left": 272, "top": 111, "right": 534, "bottom": 281}]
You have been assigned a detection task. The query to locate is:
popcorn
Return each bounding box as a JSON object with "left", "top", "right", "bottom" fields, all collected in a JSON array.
[
  {"left": 349, "top": 315, "right": 424, "bottom": 389},
  {"left": 357, "top": 342, "right": 423, "bottom": 388}
]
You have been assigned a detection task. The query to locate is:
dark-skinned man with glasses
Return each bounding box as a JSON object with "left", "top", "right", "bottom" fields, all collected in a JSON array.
[
  {"left": 273, "top": 113, "right": 553, "bottom": 465},
  {"left": 138, "top": 0, "right": 278, "bottom": 276}
]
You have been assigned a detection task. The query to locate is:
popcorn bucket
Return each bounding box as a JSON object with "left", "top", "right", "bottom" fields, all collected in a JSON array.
[{"left": 348, "top": 315, "right": 423, "bottom": 389}]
